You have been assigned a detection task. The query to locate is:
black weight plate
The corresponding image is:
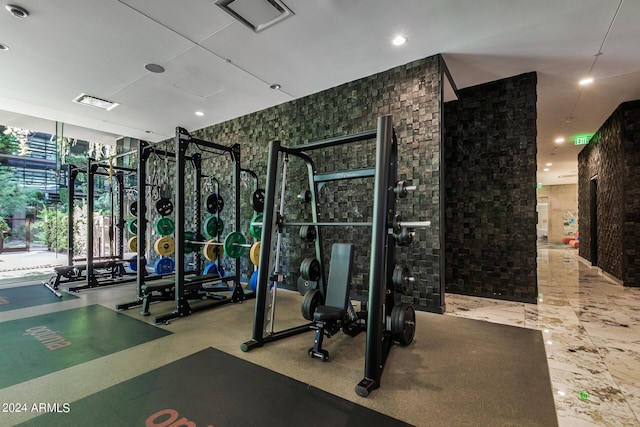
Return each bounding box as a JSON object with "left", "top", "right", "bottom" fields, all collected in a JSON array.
[
  {"left": 252, "top": 189, "right": 265, "bottom": 212},
  {"left": 206, "top": 194, "right": 224, "bottom": 213},
  {"left": 155, "top": 198, "right": 174, "bottom": 216},
  {"left": 299, "top": 225, "right": 317, "bottom": 243},
  {"left": 300, "top": 257, "right": 321, "bottom": 281},
  {"left": 297, "top": 276, "right": 317, "bottom": 296},
  {"left": 391, "top": 303, "right": 416, "bottom": 345},
  {"left": 129, "top": 201, "right": 137, "bottom": 217},
  {"left": 301, "top": 289, "right": 323, "bottom": 321},
  {"left": 392, "top": 265, "right": 411, "bottom": 294}
]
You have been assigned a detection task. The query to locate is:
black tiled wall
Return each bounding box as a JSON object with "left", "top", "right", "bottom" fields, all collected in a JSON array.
[
  {"left": 578, "top": 100, "right": 640, "bottom": 287},
  {"left": 443, "top": 72, "right": 538, "bottom": 303},
  {"left": 194, "top": 56, "right": 444, "bottom": 311}
]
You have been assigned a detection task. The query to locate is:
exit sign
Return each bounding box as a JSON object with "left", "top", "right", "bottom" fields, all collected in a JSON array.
[{"left": 574, "top": 135, "right": 592, "bottom": 145}]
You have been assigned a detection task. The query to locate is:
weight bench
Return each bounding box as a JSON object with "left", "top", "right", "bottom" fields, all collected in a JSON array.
[
  {"left": 44, "top": 260, "right": 126, "bottom": 296},
  {"left": 308, "top": 243, "right": 355, "bottom": 361}
]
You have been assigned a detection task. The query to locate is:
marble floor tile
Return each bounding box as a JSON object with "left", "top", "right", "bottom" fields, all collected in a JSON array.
[{"left": 446, "top": 246, "right": 640, "bottom": 426}]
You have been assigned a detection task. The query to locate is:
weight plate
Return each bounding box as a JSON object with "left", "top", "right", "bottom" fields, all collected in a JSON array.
[
  {"left": 129, "top": 201, "right": 138, "bottom": 217},
  {"left": 203, "top": 239, "right": 221, "bottom": 261},
  {"left": 301, "top": 289, "right": 323, "bottom": 321},
  {"left": 249, "top": 241, "right": 261, "bottom": 266},
  {"left": 155, "top": 198, "right": 174, "bottom": 216},
  {"left": 224, "top": 231, "right": 247, "bottom": 259},
  {"left": 249, "top": 214, "right": 263, "bottom": 240},
  {"left": 249, "top": 270, "right": 259, "bottom": 292},
  {"left": 154, "top": 217, "right": 175, "bottom": 236},
  {"left": 154, "top": 257, "right": 175, "bottom": 275},
  {"left": 392, "top": 264, "right": 411, "bottom": 294},
  {"left": 154, "top": 236, "right": 175, "bottom": 256},
  {"left": 184, "top": 231, "right": 195, "bottom": 254},
  {"left": 203, "top": 216, "right": 219, "bottom": 239},
  {"left": 391, "top": 303, "right": 416, "bottom": 345},
  {"left": 206, "top": 193, "right": 224, "bottom": 214},
  {"left": 297, "top": 276, "right": 317, "bottom": 296},
  {"left": 127, "top": 236, "right": 138, "bottom": 252},
  {"left": 203, "top": 263, "right": 220, "bottom": 276},
  {"left": 252, "top": 189, "right": 265, "bottom": 212},
  {"left": 300, "top": 257, "right": 321, "bottom": 281},
  {"left": 299, "top": 225, "right": 317, "bottom": 242},
  {"left": 129, "top": 255, "right": 147, "bottom": 272},
  {"left": 126, "top": 218, "right": 137, "bottom": 235}
]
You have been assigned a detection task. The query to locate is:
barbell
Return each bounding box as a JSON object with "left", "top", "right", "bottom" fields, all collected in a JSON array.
[{"left": 250, "top": 220, "right": 431, "bottom": 228}]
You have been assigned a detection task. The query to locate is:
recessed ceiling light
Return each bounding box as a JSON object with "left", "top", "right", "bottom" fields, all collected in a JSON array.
[
  {"left": 392, "top": 35, "right": 407, "bottom": 46},
  {"left": 144, "top": 63, "right": 165, "bottom": 73},
  {"left": 0, "top": 43, "right": 9, "bottom": 51},
  {"left": 555, "top": 137, "right": 565, "bottom": 143},
  {"left": 5, "top": 4, "right": 29, "bottom": 19},
  {"left": 579, "top": 77, "right": 594, "bottom": 86},
  {"left": 543, "top": 168, "right": 550, "bottom": 172},
  {"left": 546, "top": 163, "right": 552, "bottom": 166},
  {"left": 72, "top": 93, "right": 119, "bottom": 111},
  {"left": 195, "top": 111, "right": 204, "bottom": 117}
]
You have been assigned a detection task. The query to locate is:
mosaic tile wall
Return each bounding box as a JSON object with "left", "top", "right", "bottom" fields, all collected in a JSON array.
[
  {"left": 443, "top": 72, "right": 538, "bottom": 303},
  {"left": 193, "top": 56, "right": 444, "bottom": 312},
  {"left": 578, "top": 100, "right": 640, "bottom": 287}
]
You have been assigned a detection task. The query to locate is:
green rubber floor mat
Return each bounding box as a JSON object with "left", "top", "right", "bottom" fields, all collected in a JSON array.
[{"left": 0, "top": 304, "right": 171, "bottom": 388}]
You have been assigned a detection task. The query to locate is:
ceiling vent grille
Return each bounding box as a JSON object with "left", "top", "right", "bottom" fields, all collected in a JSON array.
[
  {"left": 215, "top": 0, "right": 293, "bottom": 33},
  {"left": 72, "top": 94, "right": 119, "bottom": 111}
]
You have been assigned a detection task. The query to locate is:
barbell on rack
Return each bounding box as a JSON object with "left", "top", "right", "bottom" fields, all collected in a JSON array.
[
  {"left": 183, "top": 231, "right": 259, "bottom": 261},
  {"left": 250, "top": 219, "right": 431, "bottom": 229}
]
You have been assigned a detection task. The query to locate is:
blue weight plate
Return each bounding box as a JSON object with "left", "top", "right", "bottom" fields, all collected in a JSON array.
[{"left": 154, "top": 257, "right": 175, "bottom": 274}]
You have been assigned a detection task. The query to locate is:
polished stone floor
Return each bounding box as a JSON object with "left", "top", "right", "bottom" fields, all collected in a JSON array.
[{"left": 446, "top": 247, "right": 640, "bottom": 426}]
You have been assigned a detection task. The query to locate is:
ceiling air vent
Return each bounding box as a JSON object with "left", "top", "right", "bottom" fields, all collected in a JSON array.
[
  {"left": 72, "top": 94, "right": 119, "bottom": 111},
  {"left": 557, "top": 174, "right": 577, "bottom": 179},
  {"left": 215, "top": 0, "right": 293, "bottom": 33}
]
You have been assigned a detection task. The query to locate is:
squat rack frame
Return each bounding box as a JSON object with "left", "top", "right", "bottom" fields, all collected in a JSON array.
[
  {"left": 150, "top": 127, "right": 253, "bottom": 323},
  {"left": 242, "top": 115, "right": 410, "bottom": 396}
]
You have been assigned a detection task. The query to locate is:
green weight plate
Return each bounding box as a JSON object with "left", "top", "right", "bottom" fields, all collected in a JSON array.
[
  {"left": 223, "top": 231, "right": 246, "bottom": 259},
  {"left": 249, "top": 214, "right": 263, "bottom": 240},
  {"left": 154, "top": 217, "right": 175, "bottom": 236},
  {"left": 184, "top": 231, "right": 194, "bottom": 254},
  {"left": 126, "top": 218, "right": 137, "bottom": 235},
  {"left": 203, "top": 216, "right": 219, "bottom": 239}
]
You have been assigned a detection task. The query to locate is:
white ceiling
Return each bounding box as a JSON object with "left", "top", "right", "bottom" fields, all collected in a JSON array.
[{"left": 1, "top": 0, "right": 639, "bottom": 186}]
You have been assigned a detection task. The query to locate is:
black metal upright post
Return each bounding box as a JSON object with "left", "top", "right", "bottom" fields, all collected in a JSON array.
[
  {"left": 67, "top": 165, "right": 78, "bottom": 266},
  {"left": 174, "top": 128, "right": 189, "bottom": 315},
  {"left": 86, "top": 159, "right": 96, "bottom": 288},
  {"left": 116, "top": 171, "right": 125, "bottom": 261},
  {"left": 243, "top": 140, "right": 281, "bottom": 349},
  {"left": 356, "top": 115, "right": 394, "bottom": 397},
  {"left": 136, "top": 140, "right": 148, "bottom": 297},
  {"left": 192, "top": 153, "right": 202, "bottom": 273},
  {"left": 230, "top": 144, "right": 243, "bottom": 300}
]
